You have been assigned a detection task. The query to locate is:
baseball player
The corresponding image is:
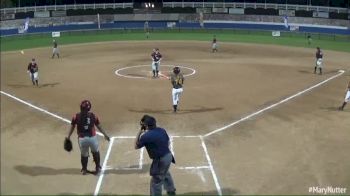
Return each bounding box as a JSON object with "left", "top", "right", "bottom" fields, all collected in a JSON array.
[
  {"left": 144, "top": 21, "right": 150, "bottom": 39},
  {"left": 314, "top": 47, "right": 323, "bottom": 75},
  {"left": 151, "top": 48, "right": 162, "bottom": 78},
  {"left": 212, "top": 35, "right": 218, "bottom": 53},
  {"left": 338, "top": 81, "right": 350, "bottom": 111},
  {"left": 52, "top": 39, "right": 60, "bottom": 59},
  {"left": 27, "top": 58, "right": 39, "bottom": 86},
  {"left": 67, "top": 100, "right": 110, "bottom": 175},
  {"left": 170, "top": 67, "right": 184, "bottom": 113}
]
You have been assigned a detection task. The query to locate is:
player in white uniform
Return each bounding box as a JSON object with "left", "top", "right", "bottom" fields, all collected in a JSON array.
[
  {"left": 170, "top": 67, "right": 184, "bottom": 113},
  {"left": 338, "top": 81, "right": 350, "bottom": 111}
]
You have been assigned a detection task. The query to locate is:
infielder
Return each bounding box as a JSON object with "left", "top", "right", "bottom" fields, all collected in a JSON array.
[
  {"left": 314, "top": 47, "right": 323, "bottom": 75},
  {"left": 170, "top": 67, "right": 184, "bottom": 113},
  {"left": 151, "top": 48, "right": 162, "bottom": 78},
  {"left": 212, "top": 35, "right": 218, "bottom": 53},
  {"left": 67, "top": 100, "right": 110, "bottom": 175},
  {"left": 338, "top": 81, "right": 350, "bottom": 111},
  {"left": 27, "top": 58, "right": 39, "bottom": 86},
  {"left": 52, "top": 39, "right": 60, "bottom": 59}
]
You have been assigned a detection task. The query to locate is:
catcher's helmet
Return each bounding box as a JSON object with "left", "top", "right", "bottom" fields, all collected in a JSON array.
[
  {"left": 173, "top": 66, "right": 180, "bottom": 74},
  {"left": 80, "top": 100, "right": 91, "bottom": 112},
  {"left": 144, "top": 115, "right": 156, "bottom": 128}
]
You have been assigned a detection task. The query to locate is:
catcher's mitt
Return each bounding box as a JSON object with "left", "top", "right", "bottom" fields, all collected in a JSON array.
[{"left": 64, "top": 137, "right": 73, "bottom": 152}]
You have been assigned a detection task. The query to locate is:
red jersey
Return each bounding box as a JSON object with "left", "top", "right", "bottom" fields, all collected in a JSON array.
[
  {"left": 151, "top": 52, "right": 162, "bottom": 62},
  {"left": 316, "top": 50, "right": 323, "bottom": 59},
  {"left": 27, "top": 62, "right": 38, "bottom": 73},
  {"left": 71, "top": 112, "right": 100, "bottom": 137}
]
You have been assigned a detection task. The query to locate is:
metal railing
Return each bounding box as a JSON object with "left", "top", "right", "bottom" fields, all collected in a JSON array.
[
  {"left": 0, "top": 3, "right": 133, "bottom": 15},
  {"left": 163, "top": 2, "right": 349, "bottom": 14}
]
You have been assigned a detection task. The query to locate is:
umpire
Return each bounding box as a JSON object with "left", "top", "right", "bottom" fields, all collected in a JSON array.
[{"left": 135, "top": 115, "right": 176, "bottom": 196}]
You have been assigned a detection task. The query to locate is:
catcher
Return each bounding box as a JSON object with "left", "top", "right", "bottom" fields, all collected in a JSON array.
[
  {"left": 65, "top": 100, "right": 110, "bottom": 175},
  {"left": 170, "top": 66, "right": 184, "bottom": 113}
]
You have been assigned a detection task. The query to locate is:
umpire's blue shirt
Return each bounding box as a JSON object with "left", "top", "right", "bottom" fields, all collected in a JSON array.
[{"left": 136, "top": 127, "right": 171, "bottom": 159}]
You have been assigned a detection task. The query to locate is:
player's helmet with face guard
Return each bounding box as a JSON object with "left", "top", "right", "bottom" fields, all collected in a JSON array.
[{"left": 173, "top": 66, "right": 180, "bottom": 74}]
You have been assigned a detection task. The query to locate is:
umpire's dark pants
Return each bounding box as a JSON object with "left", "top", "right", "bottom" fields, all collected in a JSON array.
[{"left": 150, "top": 152, "right": 176, "bottom": 196}]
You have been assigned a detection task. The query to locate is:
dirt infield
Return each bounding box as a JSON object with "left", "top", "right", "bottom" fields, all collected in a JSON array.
[{"left": 1, "top": 41, "right": 350, "bottom": 195}]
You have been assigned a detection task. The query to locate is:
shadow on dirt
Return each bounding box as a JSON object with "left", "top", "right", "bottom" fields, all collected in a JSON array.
[{"left": 7, "top": 82, "right": 60, "bottom": 88}]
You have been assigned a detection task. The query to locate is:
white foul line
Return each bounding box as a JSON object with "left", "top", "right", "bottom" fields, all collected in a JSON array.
[
  {"left": 1, "top": 91, "right": 71, "bottom": 123},
  {"left": 204, "top": 70, "right": 345, "bottom": 137},
  {"left": 0, "top": 91, "right": 105, "bottom": 136},
  {"left": 200, "top": 136, "right": 222, "bottom": 196},
  {"left": 94, "top": 137, "right": 115, "bottom": 196}
]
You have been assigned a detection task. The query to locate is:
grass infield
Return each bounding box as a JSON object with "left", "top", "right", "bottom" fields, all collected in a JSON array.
[{"left": 1, "top": 29, "right": 349, "bottom": 52}]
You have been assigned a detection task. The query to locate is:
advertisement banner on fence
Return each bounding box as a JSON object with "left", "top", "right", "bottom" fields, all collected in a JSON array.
[
  {"left": 272, "top": 31, "right": 281, "bottom": 37},
  {"left": 279, "top": 10, "right": 295, "bottom": 16},
  {"left": 51, "top": 10, "right": 67, "bottom": 17},
  {"left": 52, "top": 32, "right": 61, "bottom": 38},
  {"left": 229, "top": 8, "right": 244, "bottom": 15},
  {"left": 196, "top": 8, "right": 212, "bottom": 14},
  {"left": 212, "top": 8, "right": 228, "bottom": 13},
  {"left": 290, "top": 25, "right": 299, "bottom": 31},
  {"left": 313, "top": 11, "right": 329, "bottom": 18},
  {"left": 34, "top": 11, "right": 50, "bottom": 18},
  {"left": 1, "top": 13, "right": 15, "bottom": 20}
]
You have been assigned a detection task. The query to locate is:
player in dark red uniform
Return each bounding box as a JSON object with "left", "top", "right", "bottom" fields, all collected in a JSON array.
[
  {"left": 67, "top": 100, "right": 110, "bottom": 175},
  {"left": 27, "top": 58, "right": 39, "bottom": 86},
  {"left": 314, "top": 47, "right": 323, "bottom": 75},
  {"left": 151, "top": 48, "right": 162, "bottom": 78},
  {"left": 212, "top": 35, "right": 218, "bottom": 53}
]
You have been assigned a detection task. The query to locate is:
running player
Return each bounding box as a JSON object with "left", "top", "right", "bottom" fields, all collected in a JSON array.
[
  {"left": 27, "top": 58, "right": 39, "bottom": 86},
  {"left": 338, "top": 80, "right": 350, "bottom": 111}
]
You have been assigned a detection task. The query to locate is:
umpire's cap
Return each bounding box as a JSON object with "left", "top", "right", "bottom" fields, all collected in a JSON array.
[{"left": 144, "top": 115, "right": 156, "bottom": 128}]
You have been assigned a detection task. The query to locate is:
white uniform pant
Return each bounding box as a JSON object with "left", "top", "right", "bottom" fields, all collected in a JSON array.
[
  {"left": 152, "top": 61, "right": 160, "bottom": 71},
  {"left": 29, "top": 72, "right": 38, "bottom": 81},
  {"left": 344, "top": 90, "right": 350, "bottom": 103},
  {"left": 316, "top": 58, "right": 323, "bottom": 68},
  {"left": 79, "top": 135, "right": 99, "bottom": 157},
  {"left": 212, "top": 43, "right": 218, "bottom": 50},
  {"left": 172, "top": 88, "right": 183, "bottom": 105},
  {"left": 53, "top": 48, "right": 59, "bottom": 55}
]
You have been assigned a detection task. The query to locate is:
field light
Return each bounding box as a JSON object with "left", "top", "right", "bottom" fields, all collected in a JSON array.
[{"left": 145, "top": 3, "right": 154, "bottom": 8}]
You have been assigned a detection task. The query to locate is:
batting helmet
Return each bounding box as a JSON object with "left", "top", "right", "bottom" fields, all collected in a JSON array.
[
  {"left": 173, "top": 66, "right": 180, "bottom": 74},
  {"left": 80, "top": 100, "right": 91, "bottom": 112}
]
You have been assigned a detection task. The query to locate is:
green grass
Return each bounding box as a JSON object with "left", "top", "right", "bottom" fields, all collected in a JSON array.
[{"left": 1, "top": 29, "right": 349, "bottom": 52}]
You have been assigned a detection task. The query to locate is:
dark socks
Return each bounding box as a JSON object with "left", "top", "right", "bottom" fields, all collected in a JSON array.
[
  {"left": 81, "top": 156, "right": 88, "bottom": 173},
  {"left": 339, "top": 102, "right": 347, "bottom": 110},
  {"left": 173, "top": 105, "right": 177, "bottom": 112},
  {"left": 93, "top": 152, "right": 101, "bottom": 174}
]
